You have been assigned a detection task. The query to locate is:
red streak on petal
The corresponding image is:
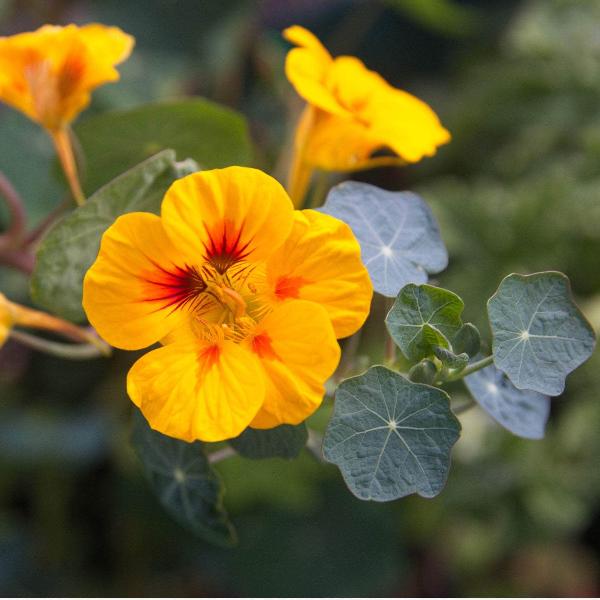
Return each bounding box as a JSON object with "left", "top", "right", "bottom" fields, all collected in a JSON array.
[
  {"left": 251, "top": 332, "right": 281, "bottom": 361},
  {"left": 142, "top": 262, "right": 207, "bottom": 313},
  {"left": 274, "top": 276, "right": 310, "bottom": 300},
  {"left": 204, "top": 219, "right": 252, "bottom": 274},
  {"left": 199, "top": 344, "right": 221, "bottom": 369}
]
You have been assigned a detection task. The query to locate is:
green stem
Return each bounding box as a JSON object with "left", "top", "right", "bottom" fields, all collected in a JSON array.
[
  {"left": 9, "top": 330, "right": 108, "bottom": 360},
  {"left": 207, "top": 446, "right": 236, "bottom": 465},
  {"left": 306, "top": 428, "right": 325, "bottom": 463},
  {"left": 445, "top": 354, "right": 494, "bottom": 382}
]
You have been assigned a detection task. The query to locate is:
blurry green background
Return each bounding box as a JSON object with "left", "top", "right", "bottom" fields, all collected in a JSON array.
[{"left": 1, "top": 0, "right": 600, "bottom": 596}]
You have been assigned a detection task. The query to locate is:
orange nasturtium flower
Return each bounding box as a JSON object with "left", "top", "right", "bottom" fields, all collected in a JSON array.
[
  {"left": 283, "top": 25, "right": 451, "bottom": 205},
  {"left": 83, "top": 167, "right": 372, "bottom": 442},
  {"left": 0, "top": 24, "right": 134, "bottom": 204}
]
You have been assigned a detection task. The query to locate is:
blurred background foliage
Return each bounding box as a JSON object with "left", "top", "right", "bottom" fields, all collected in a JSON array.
[{"left": 1, "top": 0, "right": 599, "bottom": 595}]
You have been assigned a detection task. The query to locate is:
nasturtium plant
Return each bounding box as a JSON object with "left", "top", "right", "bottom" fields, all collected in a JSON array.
[{"left": 0, "top": 19, "right": 596, "bottom": 549}]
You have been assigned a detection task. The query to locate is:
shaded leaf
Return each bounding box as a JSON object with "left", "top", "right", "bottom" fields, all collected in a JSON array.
[
  {"left": 488, "top": 272, "right": 596, "bottom": 395},
  {"left": 385, "top": 283, "right": 464, "bottom": 361},
  {"left": 75, "top": 98, "right": 252, "bottom": 193},
  {"left": 464, "top": 363, "right": 550, "bottom": 439},
  {"left": 229, "top": 424, "right": 308, "bottom": 460},
  {"left": 452, "top": 323, "right": 481, "bottom": 357},
  {"left": 131, "top": 410, "right": 236, "bottom": 547},
  {"left": 31, "top": 150, "right": 194, "bottom": 322},
  {"left": 320, "top": 182, "right": 448, "bottom": 297},
  {"left": 323, "top": 366, "right": 461, "bottom": 501},
  {"left": 408, "top": 359, "right": 438, "bottom": 384}
]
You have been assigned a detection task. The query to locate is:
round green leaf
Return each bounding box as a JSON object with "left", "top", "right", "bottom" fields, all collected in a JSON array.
[
  {"left": 385, "top": 283, "right": 465, "bottom": 362},
  {"left": 323, "top": 366, "right": 461, "bottom": 501},
  {"left": 229, "top": 424, "right": 308, "bottom": 460},
  {"left": 488, "top": 272, "right": 596, "bottom": 395},
  {"left": 75, "top": 98, "right": 252, "bottom": 194},
  {"left": 131, "top": 410, "right": 236, "bottom": 547},
  {"left": 319, "top": 182, "right": 448, "bottom": 297},
  {"left": 30, "top": 150, "right": 194, "bottom": 322},
  {"left": 452, "top": 323, "right": 481, "bottom": 357},
  {"left": 464, "top": 363, "right": 550, "bottom": 439}
]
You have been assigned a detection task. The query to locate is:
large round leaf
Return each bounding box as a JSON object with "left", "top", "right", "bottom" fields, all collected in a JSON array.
[
  {"left": 323, "top": 366, "right": 461, "bottom": 501},
  {"left": 131, "top": 409, "right": 236, "bottom": 547},
  {"left": 75, "top": 98, "right": 252, "bottom": 194}
]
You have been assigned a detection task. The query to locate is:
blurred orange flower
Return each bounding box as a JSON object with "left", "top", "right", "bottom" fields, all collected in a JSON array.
[
  {"left": 0, "top": 23, "right": 133, "bottom": 204},
  {"left": 0, "top": 23, "right": 133, "bottom": 131},
  {"left": 83, "top": 167, "right": 372, "bottom": 442},
  {"left": 283, "top": 26, "right": 451, "bottom": 204}
]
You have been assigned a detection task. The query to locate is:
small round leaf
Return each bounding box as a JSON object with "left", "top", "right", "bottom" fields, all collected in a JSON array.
[
  {"left": 319, "top": 182, "right": 448, "bottom": 297},
  {"left": 385, "top": 284, "right": 465, "bottom": 362},
  {"left": 488, "top": 272, "right": 596, "bottom": 395}
]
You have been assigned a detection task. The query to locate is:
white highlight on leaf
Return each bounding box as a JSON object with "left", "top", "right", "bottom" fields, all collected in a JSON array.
[
  {"left": 486, "top": 382, "right": 499, "bottom": 394},
  {"left": 520, "top": 330, "right": 530, "bottom": 341},
  {"left": 174, "top": 467, "right": 186, "bottom": 483},
  {"left": 382, "top": 245, "right": 393, "bottom": 257}
]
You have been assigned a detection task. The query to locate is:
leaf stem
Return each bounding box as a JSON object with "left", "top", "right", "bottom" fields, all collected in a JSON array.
[
  {"left": 207, "top": 446, "right": 236, "bottom": 465},
  {"left": 9, "top": 330, "right": 108, "bottom": 360},
  {"left": 445, "top": 354, "right": 494, "bottom": 381},
  {"left": 0, "top": 171, "right": 26, "bottom": 248},
  {"left": 306, "top": 428, "right": 325, "bottom": 463},
  {"left": 384, "top": 297, "right": 397, "bottom": 366}
]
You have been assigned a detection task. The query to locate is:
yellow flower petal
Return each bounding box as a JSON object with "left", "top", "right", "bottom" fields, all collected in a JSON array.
[
  {"left": 267, "top": 210, "right": 372, "bottom": 338},
  {"left": 247, "top": 300, "right": 340, "bottom": 429},
  {"left": 0, "top": 23, "right": 133, "bottom": 130},
  {"left": 283, "top": 25, "right": 349, "bottom": 118},
  {"left": 83, "top": 212, "right": 196, "bottom": 350},
  {"left": 127, "top": 339, "right": 265, "bottom": 442},
  {"left": 161, "top": 167, "right": 295, "bottom": 272},
  {"left": 284, "top": 26, "right": 450, "bottom": 174}
]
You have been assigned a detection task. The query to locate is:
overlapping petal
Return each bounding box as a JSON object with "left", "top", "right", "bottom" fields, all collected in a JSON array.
[
  {"left": 247, "top": 300, "right": 341, "bottom": 429},
  {"left": 283, "top": 25, "right": 348, "bottom": 118},
  {"left": 267, "top": 210, "right": 372, "bottom": 338},
  {"left": 128, "top": 339, "right": 265, "bottom": 442},
  {"left": 0, "top": 23, "right": 133, "bottom": 129},
  {"left": 83, "top": 212, "right": 195, "bottom": 350},
  {"left": 161, "top": 167, "right": 295, "bottom": 272}
]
